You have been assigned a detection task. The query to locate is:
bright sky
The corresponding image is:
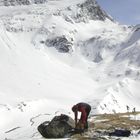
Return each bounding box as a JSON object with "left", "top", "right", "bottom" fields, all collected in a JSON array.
[{"left": 97, "top": 0, "right": 140, "bottom": 25}]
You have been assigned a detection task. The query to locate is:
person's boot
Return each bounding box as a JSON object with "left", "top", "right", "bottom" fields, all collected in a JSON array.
[{"left": 84, "top": 122, "right": 88, "bottom": 130}]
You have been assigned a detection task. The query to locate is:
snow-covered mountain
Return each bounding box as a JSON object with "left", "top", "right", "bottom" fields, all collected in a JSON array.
[
  {"left": 115, "top": 24, "right": 140, "bottom": 66},
  {"left": 0, "top": 0, "right": 47, "bottom": 6},
  {"left": 0, "top": 0, "right": 140, "bottom": 139}
]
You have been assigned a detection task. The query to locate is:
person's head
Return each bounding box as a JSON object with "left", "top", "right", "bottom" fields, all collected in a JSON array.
[{"left": 72, "top": 105, "right": 78, "bottom": 112}]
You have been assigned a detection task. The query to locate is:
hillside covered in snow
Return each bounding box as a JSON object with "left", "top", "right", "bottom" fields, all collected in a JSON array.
[{"left": 0, "top": 0, "right": 140, "bottom": 139}]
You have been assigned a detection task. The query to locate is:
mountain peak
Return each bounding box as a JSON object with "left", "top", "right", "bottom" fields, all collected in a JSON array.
[
  {"left": 76, "top": 0, "right": 113, "bottom": 21},
  {"left": 0, "top": 0, "right": 113, "bottom": 22}
]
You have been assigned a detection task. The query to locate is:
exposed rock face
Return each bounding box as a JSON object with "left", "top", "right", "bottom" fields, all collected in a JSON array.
[
  {"left": 75, "top": 0, "right": 112, "bottom": 22},
  {"left": 3, "top": 0, "right": 30, "bottom": 6},
  {"left": 45, "top": 36, "right": 73, "bottom": 53},
  {"left": 57, "top": 0, "right": 113, "bottom": 23},
  {"left": 38, "top": 114, "right": 75, "bottom": 138},
  {"left": 0, "top": 0, "right": 47, "bottom": 6}
]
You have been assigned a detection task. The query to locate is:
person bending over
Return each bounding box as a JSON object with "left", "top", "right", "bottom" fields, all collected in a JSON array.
[{"left": 72, "top": 102, "right": 91, "bottom": 130}]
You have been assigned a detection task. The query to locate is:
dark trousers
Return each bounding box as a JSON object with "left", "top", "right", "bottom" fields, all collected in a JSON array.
[
  {"left": 85, "top": 106, "right": 91, "bottom": 129},
  {"left": 80, "top": 105, "right": 91, "bottom": 129}
]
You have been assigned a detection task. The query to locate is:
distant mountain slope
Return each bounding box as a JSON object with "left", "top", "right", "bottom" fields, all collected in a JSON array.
[{"left": 115, "top": 24, "right": 140, "bottom": 66}]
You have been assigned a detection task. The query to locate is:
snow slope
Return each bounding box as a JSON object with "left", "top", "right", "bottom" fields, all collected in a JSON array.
[
  {"left": 0, "top": 25, "right": 99, "bottom": 138},
  {"left": 0, "top": 0, "right": 140, "bottom": 139},
  {"left": 115, "top": 24, "right": 140, "bottom": 66}
]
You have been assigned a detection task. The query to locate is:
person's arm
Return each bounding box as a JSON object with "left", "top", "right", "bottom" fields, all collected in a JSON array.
[{"left": 74, "top": 111, "right": 78, "bottom": 124}]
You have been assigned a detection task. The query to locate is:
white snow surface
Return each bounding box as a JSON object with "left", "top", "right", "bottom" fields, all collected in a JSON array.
[{"left": 0, "top": 0, "right": 140, "bottom": 139}]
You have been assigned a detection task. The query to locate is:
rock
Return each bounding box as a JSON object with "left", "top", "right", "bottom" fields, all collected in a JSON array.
[
  {"left": 58, "top": 0, "right": 113, "bottom": 23},
  {"left": 2, "top": 0, "right": 47, "bottom": 6},
  {"left": 109, "top": 129, "right": 131, "bottom": 137},
  {"left": 45, "top": 36, "right": 73, "bottom": 53},
  {"left": 76, "top": 0, "right": 112, "bottom": 22},
  {"left": 38, "top": 114, "right": 75, "bottom": 138}
]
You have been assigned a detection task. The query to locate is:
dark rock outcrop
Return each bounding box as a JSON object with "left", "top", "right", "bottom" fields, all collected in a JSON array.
[
  {"left": 1, "top": 0, "right": 47, "bottom": 6},
  {"left": 45, "top": 36, "right": 73, "bottom": 53},
  {"left": 76, "top": 0, "right": 112, "bottom": 22},
  {"left": 59, "top": 0, "right": 113, "bottom": 23},
  {"left": 38, "top": 114, "right": 75, "bottom": 138}
]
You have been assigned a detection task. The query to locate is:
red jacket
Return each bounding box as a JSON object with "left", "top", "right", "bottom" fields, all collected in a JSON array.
[{"left": 72, "top": 103, "right": 91, "bottom": 124}]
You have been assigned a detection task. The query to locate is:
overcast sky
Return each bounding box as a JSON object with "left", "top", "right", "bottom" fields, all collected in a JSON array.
[{"left": 97, "top": 0, "right": 140, "bottom": 25}]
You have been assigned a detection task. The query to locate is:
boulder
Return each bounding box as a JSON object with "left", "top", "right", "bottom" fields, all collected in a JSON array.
[{"left": 38, "top": 114, "right": 75, "bottom": 138}]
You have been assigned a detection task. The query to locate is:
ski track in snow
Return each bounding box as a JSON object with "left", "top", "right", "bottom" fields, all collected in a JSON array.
[
  {"left": 29, "top": 113, "right": 51, "bottom": 126},
  {"left": 5, "top": 127, "right": 21, "bottom": 134}
]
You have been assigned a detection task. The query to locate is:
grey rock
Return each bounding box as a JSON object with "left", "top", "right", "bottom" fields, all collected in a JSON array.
[
  {"left": 50, "top": 0, "right": 113, "bottom": 24},
  {"left": 76, "top": 0, "right": 112, "bottom": 22},
  {"left": 59, "top": 0, "right": 113, "bottom": 23},
  {"left": 94, "top": 52, "right": 103, "bottom": 63},
  {"left": 0, "top": 0, "right": 47, "bottom": 6},
  {"left": 45, "top": 36, "right": 73, "bottom": 53},
  {"left": 38, "top": 114, "right": 75, "bottom": 138}
]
